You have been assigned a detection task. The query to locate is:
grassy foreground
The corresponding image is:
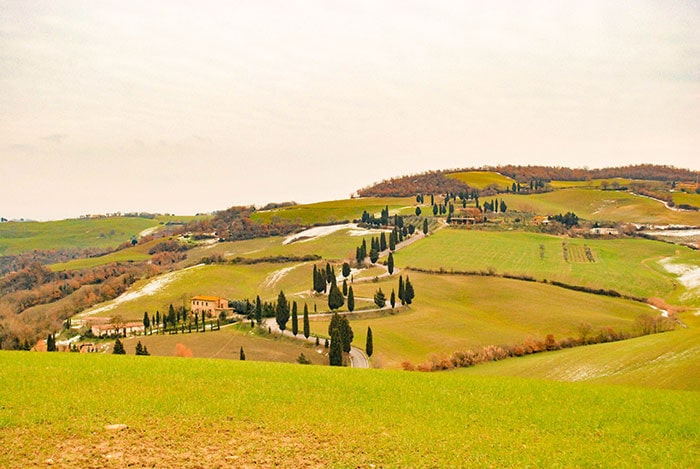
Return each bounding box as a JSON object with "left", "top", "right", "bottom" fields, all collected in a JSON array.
[{"left": 1, "top": 352, "right": 697, "bottom": 468}]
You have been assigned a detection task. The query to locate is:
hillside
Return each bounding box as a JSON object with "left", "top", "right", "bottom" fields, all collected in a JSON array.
[{"left": 1, "top": 352, "right": 697, "bottom": 468}]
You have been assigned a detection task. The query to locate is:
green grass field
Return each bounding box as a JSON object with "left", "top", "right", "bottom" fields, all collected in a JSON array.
[
  {"left": 460, "top": 318, "right": 700, "bottom": 391},
  {"left": 447, "top": 171, "right": 515, "bottom": 190},
  {"left": 185, "top": 227, "right": 386, "bottom": 265},
  {"left": 308, "top": 271, "right": 655, "bottom": 369},
  {"left": 394, "top": 229, "right": 698, "bottom": 305},
  {"left": 672, "top": 191, "right": 700, "bottom": 209},
  {"left": 549, "top": 178, "right": 634, "bottom": 189},
  {"left": 1, "top": 352, "right": 697, "bottom": 467},
  {"left": 500, "top": 189, "right": 700, "bottom": 225},
  {"left": 79, "top": 261, "right": 374, "bottom": 322},
  {"left": 0, "top": 215, "right": 204, "bottom": 256},
  {"left": 122, "top": 324, "right": 328, "bottom": 364},
  {"left": 250, "top": 197, "right": 416, "bottom": 225}
]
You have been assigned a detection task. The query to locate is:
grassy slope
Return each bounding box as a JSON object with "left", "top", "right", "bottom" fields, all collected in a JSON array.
[
  {"left": 395, "top": 228, "right": 698, "bottom": 305},
  {"left": 0, "top": 215, "right": 204, "bottom": 256},
  {"left": 460, "top": 321, "right": 700, "bottom": 391},
  {"left": 447, "top": 171, "right": 514, "bottom": 190},
  {"left": 185, "top": 227, "right": 384, "bottom": 264},
  {"left": 309, "top": 272, "right": 655, "bottom": 369},
  {"left": 549, "top": 178, "right": 634, "bottom": 189},
  {"left": 1, "top": 352, "right": 697, "bottom": 468},
  {"left": 124, "top": 324, "right": 328, "bottom": 365},
  {"left": 79, "top": 261, "right": 374, "bottom": 322},
  {"left": 501, "top": 189, "right": 700, "bottom": 225},
  {"left": 48, "top": 237, "right": 173, "bottom": 271},
  {"left": 672, "top": 191, "right": 700, "bottom": 208},
  {"left": 250, "top": 197, "right": 415, "bottom": 225}
]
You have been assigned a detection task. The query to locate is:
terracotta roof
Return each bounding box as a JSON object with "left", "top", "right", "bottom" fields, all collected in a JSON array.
[{"left": 191, "top": 295, "right": 225, "bottom": 302}]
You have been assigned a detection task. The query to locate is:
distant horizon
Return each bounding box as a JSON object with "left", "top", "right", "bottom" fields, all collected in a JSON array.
[
  {"left": 2, "top": 1, "right": 698, "bottom": 222},
  {"left": 2, "top": 162, "right": 699, "bottom": 222}
]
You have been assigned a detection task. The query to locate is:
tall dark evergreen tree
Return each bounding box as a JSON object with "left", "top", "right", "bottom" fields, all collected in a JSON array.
[
  {"left": 387, "top": 252, "right": 394, "bottom": 275},
  {"left": 275, "top": 290, "right": 290, "bottom": 331},
  {"left": 291, "top": 301, "right": 299, "bottom": 336},
  {"left": 143, "top": 312, "right": 150, "bottom": 330},
  {"left": 329, "top": 327, "right": 343, "bottom": 366},
  {"left": 328, "top": 279, "right": 344, "bottom": 311},
  {"left": 390, "top": 289, "right": 396, "bottom": 309},
  {"left": 325, "top": 262, "right": 333, "bottom": 283},
  {"left": 328, "top": 313, "right": 353, "bottom": 353},
  {"left": 369, "top": 248, "right": 379, "bottom": 264},
  {"left": 240, "top": 346, "right": 246, "bottom": 360},
  {"left": 423, "top": 218, "right": 429, "bottom": 235},
  {"left": 112, "top": 338, "right": 125, "bottom": 355},
  {"left": 303, "top": 303, "right": 310, "bottom": 339},
  {"left": 168, "top": 304, "right": 176, "bottom": 325},
  {"left": 342, "top": 278, "right": 348, "bottom": 296},
  {"left": 347, "top": 286, "right": 355, "bottom": 312},
  {"left": 46, "top": 334, "right": 56, "bottom": 352},
  {"left": 366, "top": 326, "right": 373, "bottom": 358},
  {"left": 398, "top": 275, "right": 405, "bottom": 305},
  {"left": 380, "top": 232, "right": 387, "bottom": 251},
  {"left": 389, "top": 230, "right": 397, "bottom": 251},
  {"left": 374, "top": 288, "right": 386, "bottom": 308},
  {"left": 255, "top": 295, "right": 262, "bottom": 325},
  {"left": 342, "top": 262, "right": 351, "bottom": 278},
  {"left": 404, "top": 276, "right": 415, "bottom": 305}
]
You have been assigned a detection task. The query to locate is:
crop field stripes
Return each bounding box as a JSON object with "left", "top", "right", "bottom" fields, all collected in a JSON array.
[{"left": 561, "top": 242, "right": 596, "bottom": 263}]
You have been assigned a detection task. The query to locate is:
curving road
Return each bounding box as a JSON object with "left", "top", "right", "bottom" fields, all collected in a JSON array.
[{"left": 264, "top": 317, "right": 369, "bottom": 369}]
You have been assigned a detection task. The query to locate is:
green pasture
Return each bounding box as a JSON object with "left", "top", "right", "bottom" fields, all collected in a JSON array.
[
  {"left": 446, "top": 171, "right": 515, "bottom": 190},
  {"left": 250, "top": 197, "right": 416, "bottom": 225},
  {"left": 78, "top": 261, "right": 374, "bottom": 322},
  {"left": 672, "top": 191, "right": 700, "bottom": 209},
  {"left": 500, "top": 189, "right": 700, "bottom": 225},
  {"left": 461, "top": 320, "right": 700, "bottom": 391},
  {"left": 395, "top": 229, "right": 698, "bottom": 305},
  {"left": 186, "top": 227, "right": 386, "bottom": 264},
  {"left": 549, "top": 178, "right": 634, "bottom": 189},
  {"left": 120, "top": 324, "right": 328, "bottom": 365},
  {"left": 48, "top": 237, "right": 176, "bottom": 271},
  {"left": 309, "top": 271, "right": 654, "bottom": 369},
  {"left": 1, "top": 352, "right": 696, "bottom": 468},
  {"left": 0, "top": 215, "right": 203, "bottom": 256}
]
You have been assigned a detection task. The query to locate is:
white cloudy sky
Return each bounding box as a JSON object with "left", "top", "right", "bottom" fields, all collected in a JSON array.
[{"left": 1, "top": 1, "right": 699, "bottom": 220}]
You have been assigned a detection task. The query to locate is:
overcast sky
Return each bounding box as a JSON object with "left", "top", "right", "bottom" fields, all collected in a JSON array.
[{"left": 1, "top": 1, "right": 699, "bottom": 220}]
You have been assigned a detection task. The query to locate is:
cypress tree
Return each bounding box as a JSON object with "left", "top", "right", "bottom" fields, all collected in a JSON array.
[
  {"left": 239, "top": 346, "right": 246, "bottom": 360},
  {"left": 398, "top": 275, "right": 405, "bottom": 305},
  {"left": 404, "top": 276, "right": 415, "bottom": 305},
  {"left": 328, "top": 280, "right": 344, "bottom": 311},
  {"left": 369, "top": 248, "right": 379, "bottom": 264},
  {"left": 46, "top": 334, "right": 56, "bottom": 352},
  {"left": 347, "top": 286, "right": 355, "bottom": 312},
  {"left": 112, "top": 338, "right": 125, "bottom": 355},
  {"left": 255, "top": 295, "right": 262, "bottom": 325},
  {"left": 329, "top": 328, "right": 343, "bottom": 366},
  {"left": 423, "top": 218, "right": 428, "bottom": 235},
  {"left": 342, "top": 262, "right": 351, "bottom": 278},
  {"left": 303, "top": 303, "right": 310, "bottom": 339},
  {"left": 366, "top": 326, "right": 373, "bottom": 357},
  {"left": 387, "top": 252, "right": 394, "bottom": 275},
  {"left": 143, "top": 311, "right": 150, "bottom": 330},
  {"left": 291, "top": 301, "right": 299, "bottom": 336},
  {"left": 342, "top": 278, "right": 348, "bottom": 296},
  {"left": 389, "top": 230, "right": 396, "bottom": 251},
  {"left": 415, "top": 206, "right": 422, "bottom": 216},
  {"left": 325, "top": 262, "right": 333, "bottom": 283},
  {"left": 374, "top": 288, "right": 386, "bottom": 308},
  {"left": 155, "top": 310, "right": 160, "bottom": 327},
  {"left": 168, "top": 304, "right": 176, "bottom": 325},
  {"left": 275, "top": 290, "right": 290, "bottom": 331},
  {"left": 390, "top": 289, "right": 396, "bottom": 309},
  {"left": 380, "top": 232, "right": 387, "bottom": 251}
]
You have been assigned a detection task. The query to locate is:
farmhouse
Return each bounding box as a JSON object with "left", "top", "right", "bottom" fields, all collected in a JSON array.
[
  {"left": 91, "top": 322, "right": 145, "bottom": 338},
  {"left": 191, "top": 295, "right": 230, "bottom": 318}
]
